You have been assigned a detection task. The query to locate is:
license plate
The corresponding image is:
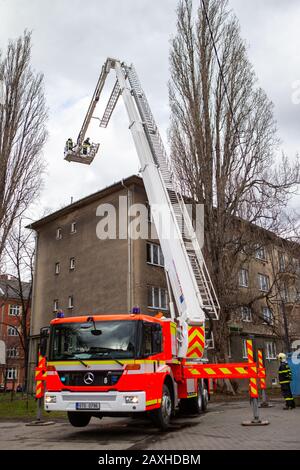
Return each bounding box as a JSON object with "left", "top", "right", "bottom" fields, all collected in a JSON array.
[{"left": 76, "top": 402, "right": 100, "bottom": 410}]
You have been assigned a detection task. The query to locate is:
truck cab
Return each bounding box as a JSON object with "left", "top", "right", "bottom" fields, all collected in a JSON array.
[{"left": 43, "top": 313, "right": 186, "bottom": 429}]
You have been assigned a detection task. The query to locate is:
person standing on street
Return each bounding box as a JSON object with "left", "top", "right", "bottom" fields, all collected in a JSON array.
[{"left": 277, "top": 353, "right": 295, "bottom": 409}]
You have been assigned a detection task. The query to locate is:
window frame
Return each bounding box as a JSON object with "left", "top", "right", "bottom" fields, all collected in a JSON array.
[
  {"left": 69, "top": 257, "right": 76, "bottom": 270},
  {"left": 241, "top": 306, "right": 252, "bottom": 322},
  {"left": 9, "top": 304, "right": 21, "bottom": 316},
  {"left": 6, "top": 367, "right": 17, "bottom": 380},
  {"left": 55, "top": 262, "right": 60, "bottom": 275},
  {"left": 278, "top": 252, "right": 286, "bottom": 272},
  {"left": 53, "top": 299, "right": 59, "bottom": 312},
  {"left": 68, "top": 295, "right": 74, "bottom": 309},
  {"left": 146, "top": 242, "right": 164, "bottom": 267},
  {"left": 255, "top": 245, "right": 267, "bottom": 261},
  {"left": 265, "top": 341, "right": 277, "bottom": 360},
  {"left": 7, "top": 326, "right": 18, "bottom": 337},
  {"left": 258, "top": 273, "right": 270, "bottom": 292},
  {"left": 7, "top": 347, "right": 19, "bottom": 358},
  {"left": 56, "top": 228, "right": 62, "bottom": 240},
  {"left": 147, "top": 286, "right": 168, "bottom": 310},
  {"left": 262, "top": 306, "right": 274, "bottom": 325},
  {"left": 242, "top": 339, "right": 248, "bottom": 359},
  {"left": 238, "top": 268, "right": 249, "bottom": 288},
  {"left": 71, "top": 222, "right": 77, "bottom": 234}
]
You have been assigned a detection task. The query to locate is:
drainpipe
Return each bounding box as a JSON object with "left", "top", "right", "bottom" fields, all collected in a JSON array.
[
  {"left": 27, "top": 231, "right": 39, "bottom": 393},
  {"left": 121, "top": 180, "right": 133, "bottom": 313}
]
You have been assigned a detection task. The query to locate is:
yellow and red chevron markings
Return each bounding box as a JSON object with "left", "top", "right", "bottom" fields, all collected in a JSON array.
[
  {"left": 35, "top": 352, "right": 47, "bottom": 399},
  {"left": 184, "top": 362, "right": 260, "bottom": 379},
  {"left": 246, "top": 339, "right": 259, "bottom": 398},
  {"left": 186, "top": 326, "right": 205, "bottom": 359},
  {"left": 257, "top": 349, "right": 266, "bottom": 390}
]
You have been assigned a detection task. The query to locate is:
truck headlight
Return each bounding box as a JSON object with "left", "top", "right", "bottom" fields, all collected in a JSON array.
[
  {"left": 125, "top": 396, "right": 139, "bottom": 404},
  {"left": 45, "top": 395, "right": 56, "bottom": 403}
]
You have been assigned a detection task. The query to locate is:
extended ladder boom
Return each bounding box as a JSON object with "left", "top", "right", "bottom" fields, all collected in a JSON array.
[{"left": 65, "top": 58, "right": 220, "bottom": 349}]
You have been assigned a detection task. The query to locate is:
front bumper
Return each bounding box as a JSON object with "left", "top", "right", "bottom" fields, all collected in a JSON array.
[{"left": 44, "top": 391, "right": 146, "bottom": 413}]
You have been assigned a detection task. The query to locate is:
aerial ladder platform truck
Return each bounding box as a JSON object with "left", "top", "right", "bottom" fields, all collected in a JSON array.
[{"left": 41, "top": 58, "right": 264, "bottom": 429}]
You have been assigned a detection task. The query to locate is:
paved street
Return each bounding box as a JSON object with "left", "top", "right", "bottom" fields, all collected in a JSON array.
[{"left": 0, "top": 399, "right": 299, "bottom": 450}]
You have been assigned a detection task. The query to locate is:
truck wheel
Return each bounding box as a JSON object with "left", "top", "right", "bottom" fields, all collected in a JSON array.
[
  {"left": 181, "top": 381, "right": 203, "bottom": 415},
  {"left": 151, "top": 384, "right": 173, "bottom": 431},
  {"left": 67, "top": 412, "right": 91, "bottom": 427}
]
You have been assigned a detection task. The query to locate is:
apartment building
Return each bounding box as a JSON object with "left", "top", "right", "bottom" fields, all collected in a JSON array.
[{"left": 27, "top": 175, "right": 300, "bottom": 389}]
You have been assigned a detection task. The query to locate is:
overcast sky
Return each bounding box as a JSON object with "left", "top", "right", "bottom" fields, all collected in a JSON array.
[{"left": 0, "top": 0, "right": 299, "bottom": 221}]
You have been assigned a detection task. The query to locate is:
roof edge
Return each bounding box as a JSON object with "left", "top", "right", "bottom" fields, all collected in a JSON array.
[{"left": 27, "top": 174, "right": 143, "bottom": 230}]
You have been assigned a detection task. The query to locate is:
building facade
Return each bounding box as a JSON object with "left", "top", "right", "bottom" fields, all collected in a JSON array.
[
  {"left": 27, "top": 175, "right": 300, "bottom": 390},
  {"left": 0, "top": 275, "right": 31, "bottom": 391}
]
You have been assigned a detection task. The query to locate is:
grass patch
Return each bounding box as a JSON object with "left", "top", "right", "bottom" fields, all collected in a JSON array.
[{"left": 0, "top": 393, "right": 66, "bottom": 420}]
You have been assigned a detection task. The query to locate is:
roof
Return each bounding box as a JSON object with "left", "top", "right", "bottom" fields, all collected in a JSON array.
[
  {"left": 27, "top": 174, "right": 143, "bottom": 230},
  {"left": 0, "top": 278, "right": 31, "bottom": 301}
]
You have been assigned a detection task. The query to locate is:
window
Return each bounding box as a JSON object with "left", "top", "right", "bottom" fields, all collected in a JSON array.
[
  {"left": 142, "top": 322, "right": 162, "bottom": 356},
  {"left": 71, "top": 222, "right": 77, "bottom": 234},
  {"left": 241, "top": 306, "right": 252, "bottom": 322},
  {"left": 205, "top": 330, "right": 215, "bottom": 349},
  {"left": 9, "top": 304, "right": 21, "bottom": 316},
  {"left": 7, "top": 347, "right": 18, "bottom": 358},
  {"left": 281, "top": 285, "right": 290, "bottom": 303},
  {"left": 278, "top": 252, "right": 286, "bottom": 272},
  {"left": 6, "top": 368, "right": 17, "bottom": 380},
  {"left": 55, "top": 262, "right": 60, "bottom": 275},
  {"left": 148, "top": 287, "right": 168, "bottom": 310},
  {"left": 147, "top": 243, "right": 164, "bottom": 267},
  {"left": 255, "top": 245, "right": 266, "bottom": 261},
  {"left": 56, "top": 228, "right": 62, "bottom": 240},
  {"left": 7, "top": 326, "right": 18, "bottom": 337},
  {"left": 53, "top": 299, "right": 59, "bottom": 312},
  {"left": 262, "top": 307, "right": 273, "bottom": 325},
  {"left": 70, "top": 258, "right": 76, "bottom": 270},
  {"left": 258, "top": 273, "right": 270, "bottom": 292},
  {"left": 266, "top": 341, "right": 276, "bottom": 359},
  {"left": 242, "top": 339, "right": 248, "bottom": 359},
  {"left": 238, "top": 269, "right": 249, "bottom": 287},
  {"left": 68, "top": 295, "right": 74, "bottom": 309}
]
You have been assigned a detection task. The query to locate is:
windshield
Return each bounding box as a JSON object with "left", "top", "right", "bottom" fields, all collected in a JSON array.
[{"left": 49, "top": 320, "right": 138, "bottom": 361}]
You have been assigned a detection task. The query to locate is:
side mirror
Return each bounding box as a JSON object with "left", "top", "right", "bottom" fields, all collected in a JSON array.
[{"left": 40, "top": 327, "right": 50, "bottom": 357}]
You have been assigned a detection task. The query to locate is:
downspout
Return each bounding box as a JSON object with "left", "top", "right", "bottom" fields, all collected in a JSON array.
[
  {"left": 121, "top": 180, "right": 133, "bottom": 313},
  {"left": 27, "top": 231, "right": 39, "bottom": 393}
]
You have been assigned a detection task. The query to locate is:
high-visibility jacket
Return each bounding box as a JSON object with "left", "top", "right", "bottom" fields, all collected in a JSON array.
[{"left": 278, "top": 361, "right": 292, "bottom": 384}]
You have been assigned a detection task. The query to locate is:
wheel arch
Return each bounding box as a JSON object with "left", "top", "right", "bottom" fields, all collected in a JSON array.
[{"left": 163, "top": 374, "right": 175, "bottom": 408}]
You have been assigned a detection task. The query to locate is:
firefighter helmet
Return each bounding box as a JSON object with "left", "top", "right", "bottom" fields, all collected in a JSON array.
[{"left": 277, "top": 352, "right": 287, "bottom": 361}]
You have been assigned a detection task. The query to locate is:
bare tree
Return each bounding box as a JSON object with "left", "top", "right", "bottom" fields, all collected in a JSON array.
[
  {"left": 0, "top": 219, "right": 34, "bottom": 392},
  {"left": 169, "top": 0, "right": 300, "bottom": 361},
  {"left": 0, "top": 30, "right": 47, "bottom": 266}
]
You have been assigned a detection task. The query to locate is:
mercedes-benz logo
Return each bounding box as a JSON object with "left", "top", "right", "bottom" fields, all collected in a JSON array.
[{"left": 83, "top": 372, "right": 95, "bottom": 385}]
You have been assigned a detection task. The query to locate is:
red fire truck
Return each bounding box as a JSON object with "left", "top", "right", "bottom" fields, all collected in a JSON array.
[{"left": 41, "top": 58, "right": 262, "bottom": 429}]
